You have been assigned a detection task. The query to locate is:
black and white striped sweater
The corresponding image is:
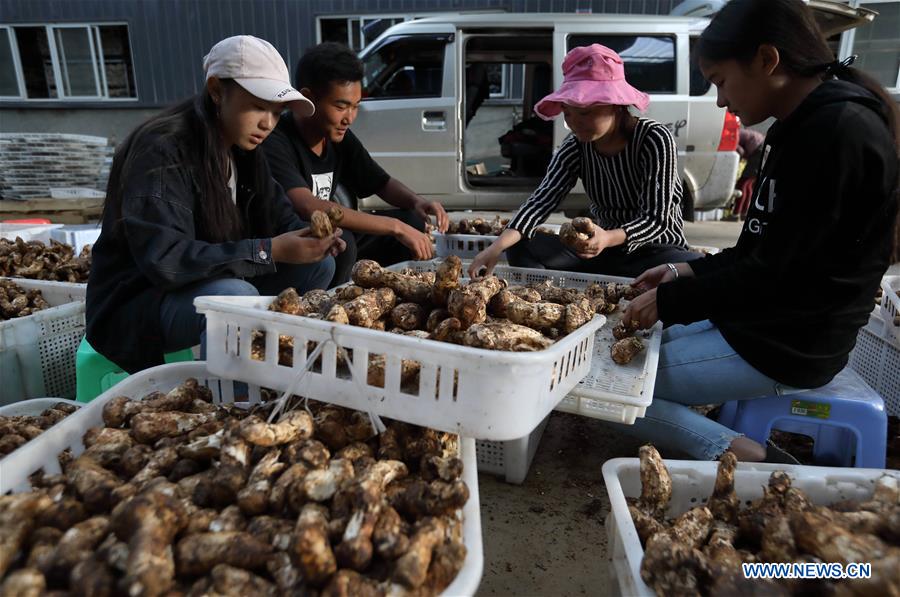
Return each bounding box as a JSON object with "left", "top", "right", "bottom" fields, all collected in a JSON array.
[{"left": 507, "top": 118, "right": 689, "bottom": 253}]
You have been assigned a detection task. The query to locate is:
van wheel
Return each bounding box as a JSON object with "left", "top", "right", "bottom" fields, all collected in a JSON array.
[{"left": 681, "top": 180, "right": 695, "bottom": 222}]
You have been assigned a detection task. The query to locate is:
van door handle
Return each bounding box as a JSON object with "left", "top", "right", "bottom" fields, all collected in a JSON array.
[{"left": 422, "top": 111, "right": 446, "bottom": 131}]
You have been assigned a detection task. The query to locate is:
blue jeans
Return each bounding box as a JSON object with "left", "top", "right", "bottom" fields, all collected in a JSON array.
[
  {"left": 159, "top": 260, "right": 334, "bottom": 355},
  {"left": 610, "top": 320, "right": 794, "bottom": 460}
]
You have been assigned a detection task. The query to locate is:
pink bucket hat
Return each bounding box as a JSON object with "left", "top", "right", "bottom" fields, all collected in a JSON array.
[{"left": 534, "top": 44, "right": 650, "bottom": 120}]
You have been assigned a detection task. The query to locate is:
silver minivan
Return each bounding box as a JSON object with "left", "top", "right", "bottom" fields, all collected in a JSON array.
[{"left": 350, "top": 6, "right": 873, "bottom": 216}]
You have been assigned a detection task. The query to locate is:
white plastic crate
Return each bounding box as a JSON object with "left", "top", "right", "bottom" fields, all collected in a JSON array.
[
  {"left": 433, "top": 224, "right": 560, "bottom": 260},
  {"left": 688, "top": 245, "right": 722, "bottom": 256},
  {"left": 476, "top": 414, "right": 550, "bottom": 484},
  {"left": 0, "top": 397, "right": 81, "bottom": 416},
  {"left": 556, "top": 309, "right": 661, "bottom": 425},
  {"left": 433, "top": 232, "right": 497, "bottom": 260},
  {"left": 394, "top": 261, "right": 662, "bottom": 425},
  {"left": 0, "top": 276, "right": 86, "bottom": 302},
  {"left": 0, "top": 398, "right": 82, "bottom": 460},
  {"left": 195, "top": 284, "right": 605, "bottom": 441},
  {"left": 879, "top": 275, "right": 900, "bottom": 343},
  {"left": 48, "top": 187, "right": 105, "bottom": 200},
  {"left": 0, "top": 361, "right": 484, "bottom": 597},
  {"left": 848, "top": 312, "right": 900, "bottom": 416},
  {"left": 49, "top": 224, "right": 102, "bottom": 251},
  {"left": 0, "top": 223, "right": 64, "bottom": 244},
  {"left": 0, "top": 278, "right": 86, "bottom": 405},
  {"left": 602, "top": 457, "right": 900, "bottom": 597}
]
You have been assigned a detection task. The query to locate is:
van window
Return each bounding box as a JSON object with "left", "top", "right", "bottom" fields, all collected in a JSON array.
[
  {"left": 361, "top": 35, "right": 447, "bottom": 99},
  {"left": 689, "top": 37, "right": 712, "bottom": 96},
  {"left": 567, "top": 35, "right": 676, "bottom": 94},
  {"left": 848, "top": 1, "right": 900, "bottom": 91}
]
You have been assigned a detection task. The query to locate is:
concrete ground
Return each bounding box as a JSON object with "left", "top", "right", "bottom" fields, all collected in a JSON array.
[{"left": 476, "top": 412, "right": 645, "bottom": 596}]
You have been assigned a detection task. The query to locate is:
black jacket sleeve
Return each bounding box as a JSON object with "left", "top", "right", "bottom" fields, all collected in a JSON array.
[
  {"left": 120, "top": 142, "right": 277, "bottom": 291},
  {"left": 687, "top": 246, "right": 738, "bottom": 276},
  {"left": 657, "top": 108, "right": 874, "bottom": 325}
]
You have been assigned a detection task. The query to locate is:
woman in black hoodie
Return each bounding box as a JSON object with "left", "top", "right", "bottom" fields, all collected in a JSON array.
[
  {"left": 87, "top": 36, "right": 345, "bottom": 374},
  {"left": 620, "top": 0, "right": 899, "bottom": 462}
]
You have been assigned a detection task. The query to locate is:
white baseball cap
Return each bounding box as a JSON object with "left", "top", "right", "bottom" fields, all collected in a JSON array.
[{"left": 203, "top": 35, "right": 314, "bottom": 117}]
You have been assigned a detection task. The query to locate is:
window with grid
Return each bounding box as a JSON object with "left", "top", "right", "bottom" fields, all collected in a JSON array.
[
  {"left": 0, "top": 23, "right": 136, "bottom": 100},
  {"left": 319, "top": 15, "right": 420, "bottom": 52}
]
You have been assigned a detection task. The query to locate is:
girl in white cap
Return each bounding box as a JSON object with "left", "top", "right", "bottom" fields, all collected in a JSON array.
[
  {"left": 86, "top": 35, "right": 345, "bottom": 375},
  {"left": 469, "top": 44, "right": 700, "bottom": 280}
]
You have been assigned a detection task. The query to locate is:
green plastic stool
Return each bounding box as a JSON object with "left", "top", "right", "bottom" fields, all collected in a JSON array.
[{"left": 75, "top": 338, "right": 194, "bottom": 403}]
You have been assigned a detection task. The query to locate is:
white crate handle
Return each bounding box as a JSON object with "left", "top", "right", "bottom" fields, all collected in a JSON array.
[{"left": 266, "top": 331, "right": 386, "bottom": 434}]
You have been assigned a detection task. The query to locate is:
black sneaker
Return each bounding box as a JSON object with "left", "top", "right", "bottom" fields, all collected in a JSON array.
[{"left": 764, "top": 439, "right": 801, "bottom": 465}]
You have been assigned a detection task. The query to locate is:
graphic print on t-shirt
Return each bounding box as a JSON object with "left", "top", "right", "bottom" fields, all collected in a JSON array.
[{"left": 311, "top": 172, "right": 333, "bottom": 201}]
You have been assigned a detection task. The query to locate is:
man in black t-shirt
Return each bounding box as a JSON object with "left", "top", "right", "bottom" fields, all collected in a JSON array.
[{"left": 263, "top": 42, "right": 449, "bottom": 286}]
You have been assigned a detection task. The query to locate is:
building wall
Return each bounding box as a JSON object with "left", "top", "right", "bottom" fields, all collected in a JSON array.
[
  {"left": 1, "top": 0, "right": 678, "bottom": 108},
  {"left": 0, "top": 107, "right": 160, "bottom": 142},
  {"left": 0, "top": 0, "right": 678, "bottom": 139}
]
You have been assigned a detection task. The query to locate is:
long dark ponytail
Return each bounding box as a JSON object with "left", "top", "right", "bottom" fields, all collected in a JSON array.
[
  {"left": 103, "top": 80, "right": 249, "bottom": 244},
  {"left": 697, "top": 0, "right": 900, "bottom": 261}
]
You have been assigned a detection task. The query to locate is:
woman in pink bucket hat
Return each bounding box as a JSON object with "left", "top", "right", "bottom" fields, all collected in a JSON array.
[{"left": 469, "top": 44, "right": 700, "bottom": 279}]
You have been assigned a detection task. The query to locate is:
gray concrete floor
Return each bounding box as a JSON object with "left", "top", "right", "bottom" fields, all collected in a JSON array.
[{"left": 476, "top": 413, "right": 644, "bottom": 597}]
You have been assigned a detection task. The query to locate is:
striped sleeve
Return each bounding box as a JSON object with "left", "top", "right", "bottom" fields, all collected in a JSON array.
[
  {"left": 621, "top": 124, "right": 679, "bottom": 251},
  {"left": 507, "top": 135, "right": 581, "bottom": 239}
]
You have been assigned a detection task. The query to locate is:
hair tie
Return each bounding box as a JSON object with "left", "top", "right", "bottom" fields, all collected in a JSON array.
[{"left": 825, "top": 54, "right": 857, "bottom": 76}]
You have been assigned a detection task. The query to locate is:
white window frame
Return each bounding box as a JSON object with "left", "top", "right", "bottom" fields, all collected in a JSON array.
[
  {"left": 316, "top": 14, "right": 426, "bottom": 52},
  {"left": 487, "top": 63, "right": 510, "bottom": 99},
  {"left": 51, "top": 24, "right": 103, "bottom": 99},
  {"left": 839, "top": 0, "right": 900, "bottom": 93},
  {"left": 0, "top": 25, "right": 26, "bottom": 99},
  {"left": 0, "top": 22, "right": 138, "bottom": 102}
]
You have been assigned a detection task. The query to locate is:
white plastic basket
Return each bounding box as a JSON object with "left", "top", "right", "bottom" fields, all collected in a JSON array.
[
  {"left": 195, "top": 284, "right": 605, "bottom": 441},
  {"left": 0, "top": 361, "right": 484, "bottom": 597},
  {"left": 688, "top": 245, "right": 722, "bottom": 256},
  {"left": 476, "top": 414, "right": 550, "bottom": 484},
  {"left": 556, "top": 310, "right": 661, "bottom": 425},
  {"left": 433, "top": 224, "right": 560, "bottom": 260},
  {"left": 392, "top": 261, "right": 662, "bottom": 425},
  {"left": 0, "top": 397, "right": 81, "bottom": 416},
  {"left": 602, "top": 457, "right": 900, "bottom": 597},
  {"left": 48, "top": 187, "right": 105, "bottom": 200},
  {"left": 878, "top": 275, "right": 900, "bottom": 343},
  {"left": 0, "top": 276, "right": 86, "bottom": 302},
  {"left": 433, "top": 232, "right": 497, "bottom": 260},
  {"left": 0, "top": 278, "right": 86, "bottom": 405},
  {"left": 49, "top": 224, "right": 102, "bottom": 251},
  {"left": 0, "top": 398, "right": 82, "bottom": 460},
  {"left": 0, "top": 223, "right": 64, "bottom": 244},
  {"left": 848, "top": 312, "right": 900, "bottom": 416}
]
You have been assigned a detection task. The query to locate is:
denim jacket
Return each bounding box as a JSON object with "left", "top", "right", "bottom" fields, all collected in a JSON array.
[{"left": 86, "top": 133, "right": 304, "bottom": 373}]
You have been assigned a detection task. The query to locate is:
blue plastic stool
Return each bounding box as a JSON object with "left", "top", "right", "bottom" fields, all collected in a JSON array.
[{"left": 718, "top": 367, "right": 887, "bottom": 468}]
